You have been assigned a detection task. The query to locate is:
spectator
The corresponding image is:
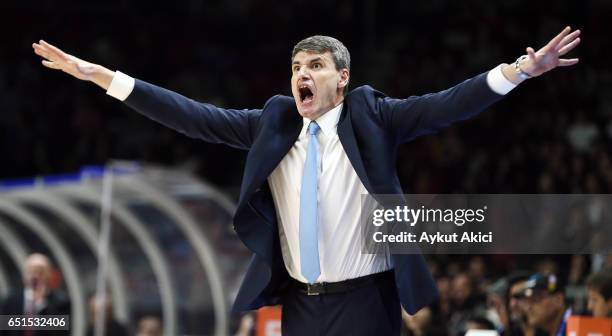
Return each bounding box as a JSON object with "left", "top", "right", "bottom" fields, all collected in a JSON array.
[
  {"left": 506, "top": 271, "right": 546, "bottom": 336},
  {"left": 485, "top": 278, "right": 507, "bottom": 333},
  {"left": 468, "top": 256, "right": 490, "bottom": 293},
  {"left": 436, "top": 274, "right": 452, "bottom": 318},
  {"left": 85, "top": 294, "right": 128, "bottom": 336},
  {"left": 586, "top": 268, "right": 612, "bottom": 317},
  {"left": 0, "top": 253, "right": 71, "bottom": 335},
  {"left": 449, "top": 273, "right": 487, "bottom": 335},
  {"left": 521, "top": 274, "right": 571, "bottom": 336}
]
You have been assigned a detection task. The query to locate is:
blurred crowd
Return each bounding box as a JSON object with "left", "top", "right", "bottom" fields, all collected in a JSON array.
[
  {"left": 396, "top": 255, "right": 612, "bottom": 335},
  {"left": 3, "top": 253, "right": 611, "bottom": 335},
  {"left": 1, "top": 0, "right": 610, "bottom": 195}
]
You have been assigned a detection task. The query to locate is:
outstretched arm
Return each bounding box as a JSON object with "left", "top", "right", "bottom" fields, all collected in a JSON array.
[
  {"left": 383, "top": 26, "right": 581, "bottom": 143},
  {"left": 32, "top": 40, "right": 262, "bottom": 150}
]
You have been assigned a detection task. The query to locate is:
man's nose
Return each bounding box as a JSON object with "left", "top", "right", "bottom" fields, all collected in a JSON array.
[{"left": 297, "top": 66, "right": 310, "bottom": 78}]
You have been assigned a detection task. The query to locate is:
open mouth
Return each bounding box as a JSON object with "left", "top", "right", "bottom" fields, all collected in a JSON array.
[{"left": 299, "top": 85, "right": 314, "bottom": 104}]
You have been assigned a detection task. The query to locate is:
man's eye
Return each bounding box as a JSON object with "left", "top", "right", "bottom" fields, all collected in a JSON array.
[
  {"left": 312, "top": 63, "right": 322, "bottom": 69},
  {"left": 292, "top": 66, "right": 300, "bottom": 72}
]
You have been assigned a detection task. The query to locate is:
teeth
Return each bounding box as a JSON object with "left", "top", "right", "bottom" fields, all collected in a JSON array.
[{"left": 298, "top": 84, "right": 313, "bottom": 103}]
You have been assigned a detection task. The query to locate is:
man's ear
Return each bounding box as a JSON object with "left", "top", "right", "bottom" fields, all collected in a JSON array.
[{"left": 338, "top": 69, "right": 350, "bottom": 90}]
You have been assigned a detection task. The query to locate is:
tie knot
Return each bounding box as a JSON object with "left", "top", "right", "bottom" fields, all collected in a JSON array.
[{"left": 308, "top": 121, "right": 320, "bottom": 136}]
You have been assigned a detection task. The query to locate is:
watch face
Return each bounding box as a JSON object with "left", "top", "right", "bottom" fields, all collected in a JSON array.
[{"left": 515, "top": 57, "right": 531, "bottom": 79}]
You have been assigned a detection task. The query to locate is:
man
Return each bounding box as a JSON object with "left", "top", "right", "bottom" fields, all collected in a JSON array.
[
  {"left": 520, "top": 274, "right": 570, "bottom": 336},
  {"left": 85, "top": 294, "right": 128, "bottom": 336},
  {"left": 586, "top": 268, "right": 612, "bottom": 317},
  {"left": 0, "top": 253, "right": 71, "bottom": 335},
  {"left": 32, "top": 28, "right": 580, "bottom": 335},
  {"left": 449, "top": 273, "right": 487, "bottom": 335},
  {"left": 505, "top": 271, "right": 546, "bottom": 336}
]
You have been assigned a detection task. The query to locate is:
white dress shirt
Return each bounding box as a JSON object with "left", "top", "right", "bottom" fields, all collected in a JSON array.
[
  {"left": 23, "top": 288, "right": 47, "bottom": 314},
  {"left": 268, "top": 103, "right": 393, "bottom": 283},
  {"left": 106, "top": 65, "right": 517, "bottom": 283}
]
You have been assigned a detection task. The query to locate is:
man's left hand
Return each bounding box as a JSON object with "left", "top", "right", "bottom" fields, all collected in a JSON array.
[{"left": 521, "top": 26, "right": 581, "bottom": 77}]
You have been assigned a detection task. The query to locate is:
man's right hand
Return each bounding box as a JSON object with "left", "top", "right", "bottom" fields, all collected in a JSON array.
[{"left": 32, "top": 40, "right": 115, "bottom": 90}]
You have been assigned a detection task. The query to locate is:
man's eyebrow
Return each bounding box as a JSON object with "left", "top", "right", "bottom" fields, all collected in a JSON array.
[
  {"left": 308, "top": 57, "right": 324, "bottom": 63},
  {"left": 292, "top": 57, "right": 325, "bottom": 65}
]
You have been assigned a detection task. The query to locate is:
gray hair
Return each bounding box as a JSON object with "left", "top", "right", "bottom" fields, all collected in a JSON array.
[{"left": 292, "top": 35, "right": 351, "bottom": 94}]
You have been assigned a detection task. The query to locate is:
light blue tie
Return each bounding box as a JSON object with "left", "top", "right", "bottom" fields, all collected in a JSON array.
[{"left": 300, "top": 121, "right": 321, "bottom": 283}]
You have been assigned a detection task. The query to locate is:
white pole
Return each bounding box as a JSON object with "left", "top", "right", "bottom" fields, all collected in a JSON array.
[{"left": 94, "top": 165, "right": 114, "bottom": 336}]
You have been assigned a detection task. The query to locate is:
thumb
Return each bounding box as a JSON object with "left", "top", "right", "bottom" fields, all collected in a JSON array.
[{"left": 526, "top": 47, "right": 537, "bottom": 61}]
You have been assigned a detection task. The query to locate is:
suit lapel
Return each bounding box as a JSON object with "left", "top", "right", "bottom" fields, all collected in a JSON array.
[
  {"left": 239, "top": 95, "right": 374, "bottom": 218},
  {"left": 240, "top": 102, "right": 303, "bottom": 203},
  {"left": 337, "top": 100, "right": 373, "bottom": 194}
]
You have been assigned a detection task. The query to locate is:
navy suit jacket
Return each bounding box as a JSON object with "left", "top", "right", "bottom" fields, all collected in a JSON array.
[{"left": 123, "top": 71, "right": 505, "bottom": 314}]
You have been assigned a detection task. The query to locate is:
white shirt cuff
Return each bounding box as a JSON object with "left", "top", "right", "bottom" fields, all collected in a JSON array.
[
  {"left": 486, "top": 64, "right": 517, "bottom": 95},
  {"left": 106, "top": 71, "right": 135, "bottom": 101}
]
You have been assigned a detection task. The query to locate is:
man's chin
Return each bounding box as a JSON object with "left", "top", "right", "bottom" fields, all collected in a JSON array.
[{"left": 296, "top": 105, "right": 318, "bottom": 120}]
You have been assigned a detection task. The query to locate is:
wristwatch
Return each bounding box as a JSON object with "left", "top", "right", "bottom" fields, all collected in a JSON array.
[{"left": 514, "top": 55, "right": 532, "bottom": 80}]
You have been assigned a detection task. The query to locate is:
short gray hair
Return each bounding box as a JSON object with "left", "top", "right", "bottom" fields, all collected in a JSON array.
[{"left": 292, "top": 35, "right": 351, "bottom": 94}]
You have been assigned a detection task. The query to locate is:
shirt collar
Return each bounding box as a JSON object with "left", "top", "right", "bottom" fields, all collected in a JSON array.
[{"left": 302, "top": 103, "right": 343, "bottom": 137}]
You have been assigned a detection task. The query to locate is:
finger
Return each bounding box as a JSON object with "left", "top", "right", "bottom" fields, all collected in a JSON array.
[
  {"left": 40, "top": 40, "right": 64, "bottom": 54},
  {"left": 33, "top": 44, "right": 51, "bottom": 59},
  {"left": 558, "top": 37, "right": 581, "bottom": 56},
  {"left": 39, "top": 40, "right": 68, "bottom": 61},
  {"left": 42, "top": 60, "right": 59, "bottom": 70},
  {"left": 559, "top": 58, "right": 579, "bottom": 66},
  {"left": 526, "top": 47, "right": 537, "bottom": 61},
  {"left": 546, "top": 26, "right": 571, "bottom": 49},
  {"left": 36, "top": 44, "right": 60, "bottom": 61},
  {"left": 35, "top": 51, "right": 56, "bottom": 65},
  {"left": 556, "top": 30, "right": 581, "bottom": 51},
  {"left": 36, "top": 41, "right": 57, "bottom": 56},
  {"left": 32, "top": 43, "right": 47, "bottom": 54},
  {"left": 33, "top": 46, "right": 53, "bottom": 60},
  {"left": 42, "top": 61, "right": 63, "bottom": 70},
  {"left": 36, "top": 40, "right": 52, "bottom": 54}
]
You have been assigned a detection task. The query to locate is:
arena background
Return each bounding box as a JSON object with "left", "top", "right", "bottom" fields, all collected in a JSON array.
[{"left": 0, "top": 0, "right": 611, "bottom": 335}]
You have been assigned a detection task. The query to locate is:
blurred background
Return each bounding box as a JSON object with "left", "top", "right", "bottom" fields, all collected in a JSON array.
[{"left": 0, "top": 0, "right": 611, "bottom": 335}]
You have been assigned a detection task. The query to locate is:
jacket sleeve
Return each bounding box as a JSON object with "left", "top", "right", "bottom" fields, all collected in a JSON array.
[
  {"left": 123, "top": 79, "right": 262, "bottom": 150},
  {"left": 377, "top": 71, "right": 505, "bottom": 144}
]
